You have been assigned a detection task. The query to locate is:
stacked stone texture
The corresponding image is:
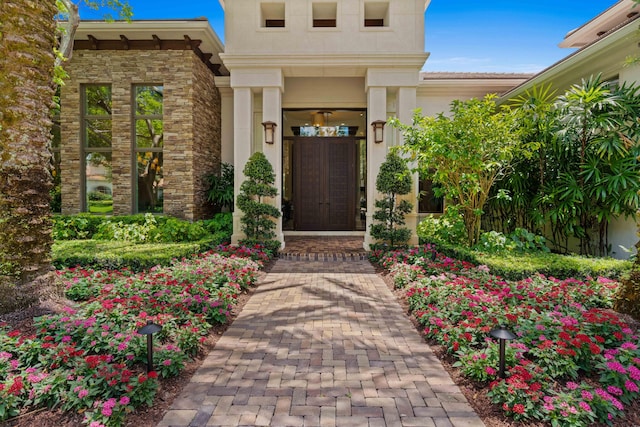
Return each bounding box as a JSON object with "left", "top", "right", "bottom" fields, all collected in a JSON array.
[{"left": 60, "top": 49, "right": 221, "bottom": 220}]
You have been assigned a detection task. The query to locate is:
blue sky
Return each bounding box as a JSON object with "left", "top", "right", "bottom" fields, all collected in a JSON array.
[{"left": 79, "top": 0, "right": 618, "bottom": 73}]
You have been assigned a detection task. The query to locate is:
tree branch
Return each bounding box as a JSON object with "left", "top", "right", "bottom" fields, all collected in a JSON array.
[{"left": 56, "top": 0, "right": 80, "bottom": 67}]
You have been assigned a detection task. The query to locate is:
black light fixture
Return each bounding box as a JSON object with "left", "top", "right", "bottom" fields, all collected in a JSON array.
[
  {"left": 371, "top": 120, "right": 386, "bottom": 143},
  {"left": 262, "top": 121, "right": 277, "bottom": 144},
  {"left": 489, "top": 324, "right": 516, "bottom": 379},
  {"left": 138, "top": 320, "right": 162, "bottom": 373}
]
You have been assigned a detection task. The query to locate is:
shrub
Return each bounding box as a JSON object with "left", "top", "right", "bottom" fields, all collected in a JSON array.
[
  {"left": 475, "top": 228, "right": 549, "bottom": 253},
  {"left": 153, "top": 217, "right": 209, "bottom": 243},
  {"left": 206, "top": 162, "right": 234, "bottom": 213},
  {"left": 236, "top": 152, "right": 281, "bottom": 241},
  {"left": 370, "top": 152, "right": 413, "bottom": 247},
  {"left": 52, "top": 214, "right": 104, "bottom": 240},
  {"left": 87, "top": 191, "right": 113, "bottom": 201},
  {"left": 202, "top": 212, "right": 233, "bottom": 236},
  {"left": 417, "top": 205, "right": 467, "bottom": 246},
  {"left": 239, "top": 238, "right": 281, "bottom": 257},
  {"left": 93, "top": 213, "right": 159, "bottom": 243},
  {"left": 52, "top": 240, "right": 218, "bottom": 272}
]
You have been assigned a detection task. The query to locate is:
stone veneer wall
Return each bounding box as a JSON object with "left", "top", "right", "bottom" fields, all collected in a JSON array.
[{"left": 60, "top": 49, "right": 220, "bottom": 220}]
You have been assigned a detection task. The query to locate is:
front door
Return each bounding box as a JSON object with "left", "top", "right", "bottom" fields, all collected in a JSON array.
[{"left": 293, "top": 137, "right": 357, "bottom": 230}]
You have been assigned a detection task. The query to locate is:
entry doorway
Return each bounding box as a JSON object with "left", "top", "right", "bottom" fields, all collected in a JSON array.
[
  {"left": 281, "top": 109, "right": 367, "bottom": 232},
  {"left": 293, "top": 137, "right": 357, "bottom": 230}
]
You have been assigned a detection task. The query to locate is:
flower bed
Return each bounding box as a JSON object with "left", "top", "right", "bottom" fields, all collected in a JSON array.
[
  {"left": 375, "top": 246, "right": 639, "bottom": 426},
  {"left": 0, "top": 248, "right": 264, "bottom": 426}
]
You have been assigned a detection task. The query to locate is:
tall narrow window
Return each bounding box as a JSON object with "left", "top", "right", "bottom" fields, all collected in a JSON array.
[
  {"left": 82, "top": 85, "right": 113, "bottom": 214},
  {"left": 134, "top": 85, "right": 164, "bottom": 213},
  {"left": 51, "top": 87, "right": 62, "bottom": 213}
]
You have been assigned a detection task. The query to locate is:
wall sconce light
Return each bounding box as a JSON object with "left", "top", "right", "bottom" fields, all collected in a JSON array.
[
  {"left": 371, "top": 120, "right": 386, "bottom": 143},
  {"left": 262, "top": 121, "right": 277, "bottom": 144},
  {"left": 138, "top": 320, "right": 163, "bottom": 373},
  {"left": 489, "top": 324, "right": 516, "bottom": 379}
]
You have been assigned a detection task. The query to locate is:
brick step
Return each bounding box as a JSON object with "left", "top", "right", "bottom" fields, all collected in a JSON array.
[{"left": 277, "top": 252, "right": 368, "bottom": 262}]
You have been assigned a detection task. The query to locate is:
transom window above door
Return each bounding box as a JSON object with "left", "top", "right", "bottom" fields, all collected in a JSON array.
[{"left": 282, "top": 109, "right": 367, "bottom": 138}]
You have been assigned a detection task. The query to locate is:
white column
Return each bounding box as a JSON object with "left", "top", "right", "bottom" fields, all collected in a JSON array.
[
  {"left": 262, "top": 87, "right": 284, "bottom": 248},
  {"left": 397, "top": 86, "right": 419, "bottom": 246},
  {"left": 364, "top": 86, "right": 387, "bottom": 250},
  {"left": 231, "top": 87, "right": 253, "bottom": 245}
]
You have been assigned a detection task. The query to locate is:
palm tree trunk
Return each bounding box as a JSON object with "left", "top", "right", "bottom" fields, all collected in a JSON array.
[{"left": 0, "top": 0, "right": 57, "bottom": 285}]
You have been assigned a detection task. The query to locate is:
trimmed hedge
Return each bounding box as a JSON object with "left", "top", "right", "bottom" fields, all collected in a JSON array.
[
  {"left": 52, "top": 213, "right": 233, "bottom": 243},
  {"left": 431, "top": 242, "right": 632, "bottom": 280},
  {"left": 52, "top": 237, "right": 229, "bottom": 272}
]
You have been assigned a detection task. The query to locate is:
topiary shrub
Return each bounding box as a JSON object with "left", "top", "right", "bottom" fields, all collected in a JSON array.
[
  {"left": 236, "top": 152, "right": 281, "bottom": 242},
  {"left": 370, "top": 152, "right": 413, "bottom": 247}
]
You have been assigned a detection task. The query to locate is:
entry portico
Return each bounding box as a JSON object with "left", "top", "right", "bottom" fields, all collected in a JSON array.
[{"left": 220, "top": 0, "right": 430, "bottom": 249}]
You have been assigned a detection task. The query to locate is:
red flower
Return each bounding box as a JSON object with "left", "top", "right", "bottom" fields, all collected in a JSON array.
[
  {"left": 558, "top": 331, "right": 571, "bottom": 341},
  {"left": 512, "top": 403, "right": 525, "bottom": 414},
  {"left": 148, "top": 371, "right": 158, "bottom": 379},
  {"left": 8, "top": 376, "right": 23, "bottom": 396}
]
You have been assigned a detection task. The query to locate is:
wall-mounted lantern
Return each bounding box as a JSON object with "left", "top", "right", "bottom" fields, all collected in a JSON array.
[
  {"left": 262, "top": 121, "right": 277, "bottom": 144},
  {"left": 371, "top": 120, "right": 386, "bottom": 143},
  {"left": 138, "top": 320, "right": 162, "bottom": 373},
  {"left": 489, "top": 324, "right": 516, "bottom": 379}
]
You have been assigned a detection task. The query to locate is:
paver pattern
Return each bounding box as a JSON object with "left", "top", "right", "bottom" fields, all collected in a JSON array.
[{"left": 158, "top": 250, "right": 484, "bottom": 427}]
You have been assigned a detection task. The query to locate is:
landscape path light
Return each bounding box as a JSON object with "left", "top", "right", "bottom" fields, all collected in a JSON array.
[
  {"left": 489, "top": 324, "right": 516, "bottom": 379},
  {"left": 138, "top": 320, "right": 162, "bottom": 373}
]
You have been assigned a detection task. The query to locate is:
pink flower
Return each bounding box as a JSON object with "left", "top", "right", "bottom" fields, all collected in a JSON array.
[
  {"left": 623, "top": 381, "right": 639, "bottom": 394},
  {"left": 611, "top": 397, "right": 624, "bottom": 411},
  {"left": 119, "top": 396, "right": 130, "bottom": 405},
  {"left": 485, "top": 367, "right": 496, "bottom": 376},
  {"left": 607, "top": 386, "right": 623, "bottom": 396},
  {"left": 606, "top": 361, "right": 626, "bottom": 374},
  {"left": 581, "top": 390, "right": 593, "bottom": 401},
  {"left": 162, "top": 359, "right": 172, "bottom": 366},
  {"left": 579, "top": 401, "right": 592, "bottom": 412},
  {"left": 78, "top": 389, "right": 89, "bottom": 399},
  {"left": 566, "top": 381, "right": 578, "bottom": 390}
]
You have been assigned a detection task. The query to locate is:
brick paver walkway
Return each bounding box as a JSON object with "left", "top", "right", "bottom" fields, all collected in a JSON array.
[{"left": 157, "top": 258, "right": 485, "bottom": 427}]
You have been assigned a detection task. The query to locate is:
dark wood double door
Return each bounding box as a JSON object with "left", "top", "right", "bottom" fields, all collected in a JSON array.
[{"left": 293, "top": 137, "right": 357, "bottom": 231}]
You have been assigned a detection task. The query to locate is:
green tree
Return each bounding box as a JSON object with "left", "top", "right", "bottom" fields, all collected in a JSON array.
[
  {"left": 0, "top": 0, "right": 58, "bottom": 287},
  {"left": 370, "top": 152, "right": 413, "bottom": 247},
  {"left": 485, "top": 84, "right": 558, "bottom": 236},
  {"left": 0, "top": 0, "right": 131, "bottom": 311},
  {"left": 553, "top": 75, "right": 640, "bottom": 255},
  {"left": 391, "top": 95, "right": 522, "bottom": 246},
  {"left": 236, "top": 152, "right": 281, "bottom": 242}
]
